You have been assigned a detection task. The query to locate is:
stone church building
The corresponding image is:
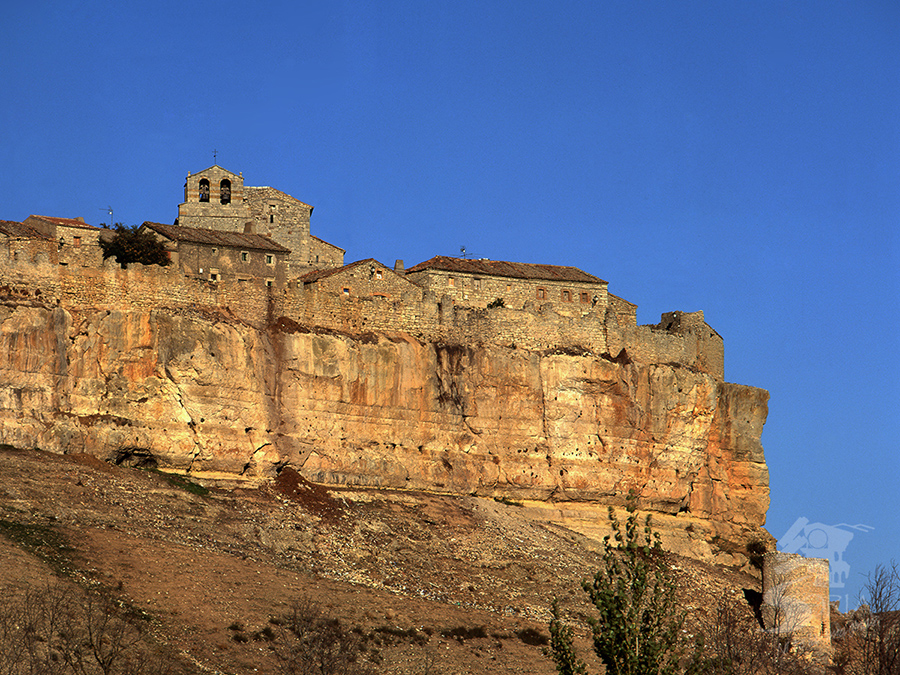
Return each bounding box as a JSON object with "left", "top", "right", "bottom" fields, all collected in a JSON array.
[{"left": 177, "top": 165, "right": 344, "bottom": 275}]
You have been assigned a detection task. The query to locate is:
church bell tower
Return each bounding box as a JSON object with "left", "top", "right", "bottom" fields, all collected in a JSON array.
[{"left": 178, "top": 165, "right": 252, "bottom": 232}]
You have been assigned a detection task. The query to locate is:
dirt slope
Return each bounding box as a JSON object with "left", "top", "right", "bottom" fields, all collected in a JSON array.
[{"left": 0, "top": 447, "right": 760, "bottom": 674}]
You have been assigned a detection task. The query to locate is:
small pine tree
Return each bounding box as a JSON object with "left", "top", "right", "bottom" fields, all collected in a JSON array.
[
  {"left": 547, "top": 492, "right": 699, "bottom": 675},
  {"left": 100, "top": 224, "right": 171, "bottom": 268}
]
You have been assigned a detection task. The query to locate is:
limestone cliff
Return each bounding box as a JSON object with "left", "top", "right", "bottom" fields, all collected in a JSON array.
[{"left": 0, "top": 300, "right": 770, "bottom": 564}]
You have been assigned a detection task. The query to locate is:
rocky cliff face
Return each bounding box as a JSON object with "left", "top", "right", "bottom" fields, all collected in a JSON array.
[{"left": 0, "top": 301, "right": 770, "bottom": 563}]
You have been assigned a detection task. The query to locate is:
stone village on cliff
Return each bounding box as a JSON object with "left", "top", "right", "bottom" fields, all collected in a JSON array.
[
  {"left": 0, "top": 163, "right": 831, "bottom": 653},
  {"left": 2, "top": 163, "right": 724, "bottom": 376}
]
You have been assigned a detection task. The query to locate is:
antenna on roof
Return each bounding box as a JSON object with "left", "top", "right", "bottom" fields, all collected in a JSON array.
[
  {"left": 213, "top": 149, "right": 218, "bottom": 165},
  {"left": 460, "top": 246, "right": 467, "bottom": 259},
  {"left": 99, "top": 206, "right": 113, "bottom": 228}
]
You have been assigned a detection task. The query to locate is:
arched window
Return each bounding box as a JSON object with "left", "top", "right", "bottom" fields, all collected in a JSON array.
[
  {"left": 220, "top": 179, "right": 231, "bottom": 204},
  {"left": 199, "top": 179, "right": 210, "bottom": 202}
]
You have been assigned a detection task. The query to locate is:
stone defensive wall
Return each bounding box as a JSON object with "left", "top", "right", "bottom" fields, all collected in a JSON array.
[{"left": 0, "top": 250, "right": 725, "bottom": 380}]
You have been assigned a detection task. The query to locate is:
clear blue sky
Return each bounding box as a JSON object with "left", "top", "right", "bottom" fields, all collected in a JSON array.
[{"left": 2, "top": 1, "right": 897, "bottom": 608}]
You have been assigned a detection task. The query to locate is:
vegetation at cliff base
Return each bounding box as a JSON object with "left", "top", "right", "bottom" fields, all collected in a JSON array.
[
  {"left": 100, "top": 224, "right": 170, "bottom": 268},
  {"left": 545, "top": 493, "right": 700, "bottom": 675}
]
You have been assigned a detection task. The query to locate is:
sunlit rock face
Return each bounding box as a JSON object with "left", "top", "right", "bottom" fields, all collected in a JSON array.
[{"left": 0, "top": 304, "right": 769, "bottom": 563}]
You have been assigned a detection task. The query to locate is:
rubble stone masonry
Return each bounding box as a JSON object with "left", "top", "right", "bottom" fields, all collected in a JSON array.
[
  {"left": 762, "top": 551, "right": 831, "bottom": 656},
  {"left": 0, "top": 248, "right": 725, "bottom": 380}
]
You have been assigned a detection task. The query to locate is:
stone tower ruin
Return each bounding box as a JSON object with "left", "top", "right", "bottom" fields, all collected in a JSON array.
[{"left": 762, "top": 550, "right": 831, "bottom": 657}]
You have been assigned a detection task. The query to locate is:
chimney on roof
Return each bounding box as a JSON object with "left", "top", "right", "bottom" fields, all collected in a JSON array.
[
  {"left": 76, "top": 217, "right": 85, "bottom": 222},
  {"left": 243, "top": 222, "right": 255, "bottom": 234},
  {"left": 394, "top": 259, "right": 405, "bottom": 274}
]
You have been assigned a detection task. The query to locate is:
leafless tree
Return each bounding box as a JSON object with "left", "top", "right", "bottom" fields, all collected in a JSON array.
[
  {"left": 836, "top": 562, "right": 900, "bottom": 675},
  {"left": 271, "top": 596, "right": 376, "bottom": 675},
  {"left": 697, "top": 595, "right": 818, "bottom": 675},
  {"left": 0, "top": 583, "right": 172, "bottom": 675}
]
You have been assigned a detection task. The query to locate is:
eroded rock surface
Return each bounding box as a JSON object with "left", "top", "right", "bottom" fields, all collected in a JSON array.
[{"left": 0, "top": 302, "right": 770, "bottom": 562}]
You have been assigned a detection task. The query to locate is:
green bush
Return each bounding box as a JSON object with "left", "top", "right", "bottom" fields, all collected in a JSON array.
[{"left": 100, "top": 225, "right": 171, "bottom": 268}]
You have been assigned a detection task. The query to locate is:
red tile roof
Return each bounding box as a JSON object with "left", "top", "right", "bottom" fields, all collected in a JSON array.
[
  {"left": 0, "top": 220, "right": 52, "bottom": 239},
  {"left": 29, "top": 215, "right": 101, "bottom": 231},
  {"left": 405, "top": 256, "right": 606, "bottom": 284},
  {"left": 141, "top": 222, "right": 291, "bottom": 253}
]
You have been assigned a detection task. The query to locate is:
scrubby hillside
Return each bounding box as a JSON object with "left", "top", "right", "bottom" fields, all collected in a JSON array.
[{"left": 0, "top": 447, "right": 765, "bottom": 675}]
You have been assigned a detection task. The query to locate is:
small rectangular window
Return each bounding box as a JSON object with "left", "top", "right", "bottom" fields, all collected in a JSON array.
[
  {"left": 562, "top": 290, "right": 571, "bottom": 302},
  {"left": 241, "top": 251, "right": 249, "bottom": 262},
  {"left": 73, "top": 236, "right": 81, "bottom": 247},
  {"left": 266, "top": 279, "right": 273, "bottom": 287},
  {"left": 266, "top": 254, "right": 274, "bottom": 265},
  {"left": 211, "top": 248, "right": 217, "bottom": 254},
  {"left": 342, "top": 287, "right": 350, "bottom": 295},
  {"left": 581, "top": 292, "right": 590, "bottom": 303},
  {"left": 375, "top": 270, "right": 383, "bottom": 279},
  {"left": 448, "top": 277, "right": 455, "bottom": 287},
  {"left": 537, "top": 288, "right": 546, "bottom": 299}
]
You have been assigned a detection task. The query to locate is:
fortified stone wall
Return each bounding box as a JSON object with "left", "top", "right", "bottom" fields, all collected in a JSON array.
[
  {"left": 3, "top": 238, "right": 57, "bottom": 265},
  {"left": 0, "top": 250, "right": 727, "bottom": 379}
]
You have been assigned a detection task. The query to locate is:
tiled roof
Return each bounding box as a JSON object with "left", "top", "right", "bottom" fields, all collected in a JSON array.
[
  {"left": 0, "top": 220, "right": 51, "bottom": 239},
  {"left": 141, "top": 222, "right": 291, "bottom": 253},
  {"left": 298, "top": 258, "right": 383, "bottom": 284},
  {"left": 29, "top": 215, "right": 101, "bottom": 231},
  {"left": 405, "top": 256, "right": 606, "bottom": 284}
]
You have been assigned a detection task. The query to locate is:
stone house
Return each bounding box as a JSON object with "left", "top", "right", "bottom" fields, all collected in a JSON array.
[
  {"left": 308, "top": 235, "right": 345, "bottom": 270},
  {"left": 140, "top": 222, "right": 291, "bottom": 286},
  {"left": 22, "top": 215, "right": 105, "bottom": 267},
  {"left": 404, "top": 255, "right": 608, "bottom": 311},
  {"left": 608, "top": 292, "right": 638, "bottom": 327},
  {"left": 0, "top": 220, "right": 57, "bottom": 264},
  {"left": 177, "top": 165, "right": 343, "bottom": 274},
  {"left": 298, "top": 258, "right": 421, "bottom": 300}
]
